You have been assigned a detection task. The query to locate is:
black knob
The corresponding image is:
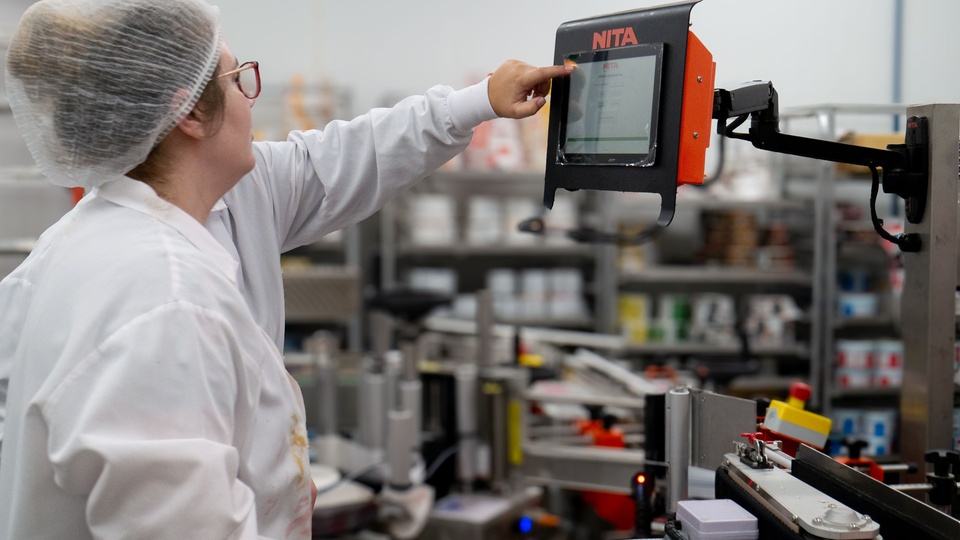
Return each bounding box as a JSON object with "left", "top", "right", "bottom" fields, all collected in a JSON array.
[
  {"left": 925, "top": 450, "right": 959, "bottom": 478},
  {"left": 842, "top": 439, "right": 868, "bottom": 460}
]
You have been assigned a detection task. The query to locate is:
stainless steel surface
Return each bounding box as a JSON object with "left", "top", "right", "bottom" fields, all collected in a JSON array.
[
  {"left": 401, "top": 339, "right": 418, "bottom": 381},
  {"left": 900, "top": 104, "right": 960, "bottom": 484},
  {"left": 666, "top": 387, "right": 691, "bottom": 513},
  {"left": 520, "top": 443, "right": 652, "bottom": 494},
  {"left": 689, "top": 389, "right": 757, "bottom": 470},
  {"left": 370, "top": 311, "right": 392, "bottom": 362},
  {"left": 316, "top": 353, "right": 338, "bottom": 435},
  {"left": 399, "top": 379, "right": 422, "bottom": 448},
  {"left": 386, "top": 409, "right": 415, "bottom": 486},
  {"left": 455, "top": 364, "right": 479, "bottom": 487},
  {"left": 725, "top": 453, "right": 881, "bottom": 539},
  {"left": 357, "top": 370, "right": 386, "bottom": 449}
]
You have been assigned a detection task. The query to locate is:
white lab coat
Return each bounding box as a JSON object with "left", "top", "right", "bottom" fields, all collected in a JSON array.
[
  {"left": 0, "top": 81, "right": 495, "bottom": 539},
  {"left": 209, "top": 81, "right": 494, "bottom": 351}
]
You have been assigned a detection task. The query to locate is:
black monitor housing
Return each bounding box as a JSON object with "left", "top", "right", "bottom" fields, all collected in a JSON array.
[{"left": 544, "top": 0, "right": 715, "bottom": 228}]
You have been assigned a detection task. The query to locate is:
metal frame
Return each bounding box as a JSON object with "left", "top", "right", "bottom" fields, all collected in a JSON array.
[{"left": 899, "top": 103, "right": 959, "bottom": 483}]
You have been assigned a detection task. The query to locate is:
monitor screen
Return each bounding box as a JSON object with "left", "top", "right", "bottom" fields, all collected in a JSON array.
[{"left": 559, "top": 43, "right": 664, "bottom": 166}]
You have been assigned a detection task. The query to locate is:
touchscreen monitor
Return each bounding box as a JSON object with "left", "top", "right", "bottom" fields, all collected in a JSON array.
[{"left": 558, "top": 43, "right": 664, "bottom": 167}]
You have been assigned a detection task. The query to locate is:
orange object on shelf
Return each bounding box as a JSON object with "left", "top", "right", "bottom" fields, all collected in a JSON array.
[{"left": 579, "top": 418, "right": 634, "bottom": 532}]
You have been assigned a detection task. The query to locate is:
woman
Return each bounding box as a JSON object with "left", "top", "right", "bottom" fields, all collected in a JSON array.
[{"left": 0, "top": 0, "right": 570, "bottom": 537}]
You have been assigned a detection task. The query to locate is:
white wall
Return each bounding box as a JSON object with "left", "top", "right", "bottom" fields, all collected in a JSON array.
[
  {"left": 2, "top": 0, "right": 959, "bottom": 165},
  {"left": 214, "top": 0, "right": 960, "bottom": 123}
]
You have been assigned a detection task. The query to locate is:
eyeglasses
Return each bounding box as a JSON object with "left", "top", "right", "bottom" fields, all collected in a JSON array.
[{"left": 218, "top": 61, "right": 260, "bottom": 99}]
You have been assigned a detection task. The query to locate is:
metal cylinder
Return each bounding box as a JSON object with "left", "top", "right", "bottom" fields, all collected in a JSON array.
[
  {"left": 315, "top": 351, "right": 338, "bottom": 436},
  {"left": 456, "top": 364, "right": 479, "bottom": 488},
  {"left": 387, "top": 409, "right": 415, "bottom": 488},
  {"left": 401, "top": 337, "right": 419, "bottom": 381},
  {"left": 399, "top": 378, "right": 422, "bottom": 449},
  {"left": 476, "top": 289, "right": 493, "bottom": 367},
  {"left": 357, "top": 369, "right": 386, "bottom": 449},
  {"left": 666, "top": 387, "right": 691, "bottom": 514},
  {"left": 384, "top": 350, "right": 401, "bottom": 410},
  {"left": 370, "top": 311, "right": 392, "bottom": 364}
]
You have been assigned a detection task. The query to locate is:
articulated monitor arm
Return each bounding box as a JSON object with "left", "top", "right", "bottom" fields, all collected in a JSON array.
[{"left": 714, "top": 81, "right": 927, "bottom": 252}]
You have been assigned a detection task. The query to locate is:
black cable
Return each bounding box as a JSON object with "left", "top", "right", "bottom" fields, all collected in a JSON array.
[
  {"left": 722, "top": 114, "right": 751, "bottom": 141},
  {"left": 868, "top": 165, "right": 908, "bottom": 247},
  {"left": 424, "top": 445, "right": 458, "bottom": 481}
]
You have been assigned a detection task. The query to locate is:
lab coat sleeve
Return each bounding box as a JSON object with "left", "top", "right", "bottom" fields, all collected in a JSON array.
[
  {"left": 42, "top": 302, "right": 267, "bottom": 539},
  {"left": 0, "top": 277, "right": 32, "bottom": 444},
  {"left": 250, "top": 79, "right": 497, "bottom": 252}
]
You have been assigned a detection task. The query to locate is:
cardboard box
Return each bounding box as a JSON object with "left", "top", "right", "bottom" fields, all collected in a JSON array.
[{"left": 836, "top": 133, "right": 903, "bottom": 176}]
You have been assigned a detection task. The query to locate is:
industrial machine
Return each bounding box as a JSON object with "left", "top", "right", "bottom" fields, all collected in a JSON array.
[
  {"left": 530, "top": 0, "right": 960, "bottom": 538},
  {"left": 303, "top": 1, "right": 960, "bottom": 537}
]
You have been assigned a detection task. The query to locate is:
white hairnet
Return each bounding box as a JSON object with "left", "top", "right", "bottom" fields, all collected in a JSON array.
[{"left": 5, "top": 0, "right": 222, "bottom": 189}]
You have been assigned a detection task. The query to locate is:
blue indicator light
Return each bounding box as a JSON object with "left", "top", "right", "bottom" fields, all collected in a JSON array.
[{"left": 519, "top": 516, "right": 533, "bottom": 534}]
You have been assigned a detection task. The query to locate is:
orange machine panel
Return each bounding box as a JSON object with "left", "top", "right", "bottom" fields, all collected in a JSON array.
[{"left": 677, "top": 31, "right": 716, "bottom": 185}]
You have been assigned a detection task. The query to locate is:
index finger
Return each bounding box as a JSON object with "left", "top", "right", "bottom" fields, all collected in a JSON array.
[{"left": 519, "top": 64, "right": 574, "bottom": 89}]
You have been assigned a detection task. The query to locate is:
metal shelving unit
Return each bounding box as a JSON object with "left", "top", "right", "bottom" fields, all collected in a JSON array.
[
  {"left": 779, "top": 103, "right": 907, "bottom": 413},
  {"left": 623, "top": 341, "right": 808, "bottom": 357},
  {"left": 619, "top": 266, "right": 812, "bottom": 287},
  {"left": 378, "top": 170, "right": 604, "bottom": 332}
]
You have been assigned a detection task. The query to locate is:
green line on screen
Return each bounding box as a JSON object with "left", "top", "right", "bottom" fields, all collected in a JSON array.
[{"left": 567, "top": 137, "right": 648, "bottom": 142}]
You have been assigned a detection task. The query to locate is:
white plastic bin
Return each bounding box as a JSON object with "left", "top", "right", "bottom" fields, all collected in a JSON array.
[{"left": 677, "top": 499, "right": 758, "bottom": 540}]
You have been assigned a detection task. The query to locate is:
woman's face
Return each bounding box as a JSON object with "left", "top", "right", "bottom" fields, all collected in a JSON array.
[{"left": 209, "top": 45, "right": 257, "bottom": 183}]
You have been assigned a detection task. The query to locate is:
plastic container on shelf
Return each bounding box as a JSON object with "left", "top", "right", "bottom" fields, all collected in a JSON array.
[
  {"left": 487, "top": 268, "right": 518, "bottom": 320},
  {"left": 549, "top": 268, "right": 586, "bottom": 320},
  {"left": 407, "top": 194, "right": 455, "bottom": 246},
  {"left": 837, "top": 292, "right": 879, "bottom": 318},
  {"left": 862, "top": 409, "right": 897, "bottom": 439},
  {"left": 835, "top": 367, "right": 871, "bottom": 390},
  {"left": 619, "top": 294, "right": 650, "bottom": 343},
  {"left": 865, "top": 435, "right": 893, "bottom": 457},
  {"left": 831, "top": 408, "right": 863, "bottom": 437},
  {"left": 835, "top": 340, "right": 873, "bottom": 369},
  {"left": 520, "top": 269, "right": 548, "bottom": 320},
  {"left": 872, "top": 367, "right": 902, "bottom": 388},
  {"left": 873, "top": 340, "right": 903, "bottom": 369},
  {"left": 465, "top": 196, "right": 503, "bottom": 245}
]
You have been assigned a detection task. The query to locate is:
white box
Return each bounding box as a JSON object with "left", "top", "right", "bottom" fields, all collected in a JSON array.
[{"left": 677, "top": 499, "right": 758, "bottom": 540}]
